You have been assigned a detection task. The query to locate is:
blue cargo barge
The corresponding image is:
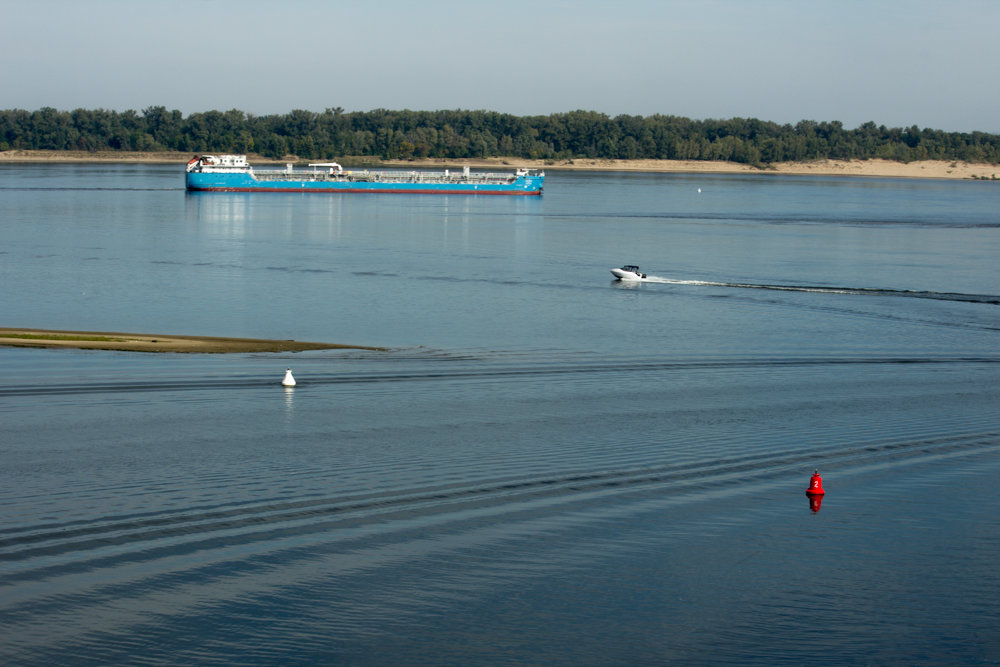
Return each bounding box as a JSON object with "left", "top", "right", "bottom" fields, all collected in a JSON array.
[{"left": 185, "top": 155, "right": 544, "bottom": 195}]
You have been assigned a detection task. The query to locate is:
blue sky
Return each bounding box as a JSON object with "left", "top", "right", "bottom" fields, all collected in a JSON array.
[{"left": 2, "top": 0, "right": 997, "bottom": 132}]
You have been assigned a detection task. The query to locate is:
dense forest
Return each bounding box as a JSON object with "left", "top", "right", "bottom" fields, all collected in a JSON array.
[{"left": 2, "top": 106, "right": 999, "bottom": 165}]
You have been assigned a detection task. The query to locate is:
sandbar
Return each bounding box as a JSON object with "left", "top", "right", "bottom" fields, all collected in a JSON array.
[
  {"left": 0, "top": 328, "right": 383, "bottom": 354},
  {"left": 1, "top": 150, "right": 997, "bottom": 180}
]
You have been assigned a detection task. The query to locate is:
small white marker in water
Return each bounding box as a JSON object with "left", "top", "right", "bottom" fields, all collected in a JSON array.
[
  {"left": 282, "top": 368, "right": 296, "bottom": 387},
  {"left": 698, "top": 188, "right": 702, "bottom": 193}
]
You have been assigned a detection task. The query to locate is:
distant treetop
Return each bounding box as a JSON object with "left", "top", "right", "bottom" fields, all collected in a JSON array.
[{"left": 2, "top": 106, "right": 998, "bottom": 165}]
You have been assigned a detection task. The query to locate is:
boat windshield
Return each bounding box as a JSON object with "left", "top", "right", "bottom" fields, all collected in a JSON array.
[{"left": 621, "top": 265, "right": 640, "bottom": 272}]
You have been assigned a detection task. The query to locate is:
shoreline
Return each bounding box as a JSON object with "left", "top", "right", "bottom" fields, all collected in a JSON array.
[
  {"left": 1, "top": 150, "right": 997, "bottom": 180},
  {"left": 0, "top": 328, "right": 384, "bottom": 354}
]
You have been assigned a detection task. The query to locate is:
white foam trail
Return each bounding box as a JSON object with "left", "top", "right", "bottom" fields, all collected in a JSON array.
[
  {"left": 621, "top": 273, "right": 1000, "bottom": 304},
  {"left": 644, "top": 277, "right": 857, "bottom": 295},
  {"left": 643, "top": 276, "right": 733, "bottom": 286}
]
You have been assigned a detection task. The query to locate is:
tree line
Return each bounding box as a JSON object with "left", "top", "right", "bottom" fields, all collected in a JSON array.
[{"left": 2, "top": 106, "right": 999, "bottom": 165}]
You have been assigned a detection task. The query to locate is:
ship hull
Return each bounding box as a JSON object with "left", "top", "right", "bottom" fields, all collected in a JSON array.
[{"left": 186, "top": 170, "right": 543, "bottom": 195}]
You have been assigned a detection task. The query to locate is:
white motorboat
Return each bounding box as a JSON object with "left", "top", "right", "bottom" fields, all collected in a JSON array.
[{"left": 610, "top": 265, "right": 647, "bottom": 281}]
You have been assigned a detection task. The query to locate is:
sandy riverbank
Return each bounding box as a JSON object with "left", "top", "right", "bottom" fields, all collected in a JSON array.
[
  {"left": 2, "top": 150, "right": 997, "bottom": 180},
  {"left": 380, "top": 156, "right": 999, "bottom": 180},
  {"left": 0, "top": 328, "right": 384, "bottom": 354}
]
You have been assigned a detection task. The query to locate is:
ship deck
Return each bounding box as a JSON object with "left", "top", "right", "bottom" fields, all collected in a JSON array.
[{"left": 250, "top": 169, "right": 521, "bottom": 185}]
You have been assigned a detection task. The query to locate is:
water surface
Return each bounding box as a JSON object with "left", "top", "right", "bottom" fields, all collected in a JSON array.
[{"left": 2, "top": 164, "right": 999, "bottom": 664}]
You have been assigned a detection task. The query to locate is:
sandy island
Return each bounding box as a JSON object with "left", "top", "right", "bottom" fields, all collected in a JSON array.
[
  {"left": 0, "top": 328, "right": 384, "bottom": 354},
  {"left": 1, "top": 150, "right": 997, "bottom": 180}
]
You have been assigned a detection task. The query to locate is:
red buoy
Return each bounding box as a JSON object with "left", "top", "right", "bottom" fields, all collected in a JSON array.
[{"left": 806, "top": 469, "right": 825, "bottom": 495}]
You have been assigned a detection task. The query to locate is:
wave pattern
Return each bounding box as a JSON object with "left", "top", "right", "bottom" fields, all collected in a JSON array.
[
  {"left": 2, "top": 355, "right": 997, "bottom": 399},
  {"left": 2, "top": 367, "right": 998, "bottom": 663},
  {"left": 3, "top": 428, "right": 997, "bottom": 567},
  {"left": 2, "top": 364, "right": 999, "bottom": 663}
]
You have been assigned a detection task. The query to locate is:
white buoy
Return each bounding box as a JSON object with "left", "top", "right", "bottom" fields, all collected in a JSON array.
[
  {"left": 282, "top": 369, "right": 296, "bottom": 387},
  {"left": 697, "top": 188, "right": 702, "bottom": 193}
]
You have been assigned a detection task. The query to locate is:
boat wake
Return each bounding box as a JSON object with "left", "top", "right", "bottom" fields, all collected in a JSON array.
[
  {"left": 4, "top": 355, "right": 998, "bottom": 398},
  {"left": 640, "top": 276, "right": 1000, "bottom": 305}
]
